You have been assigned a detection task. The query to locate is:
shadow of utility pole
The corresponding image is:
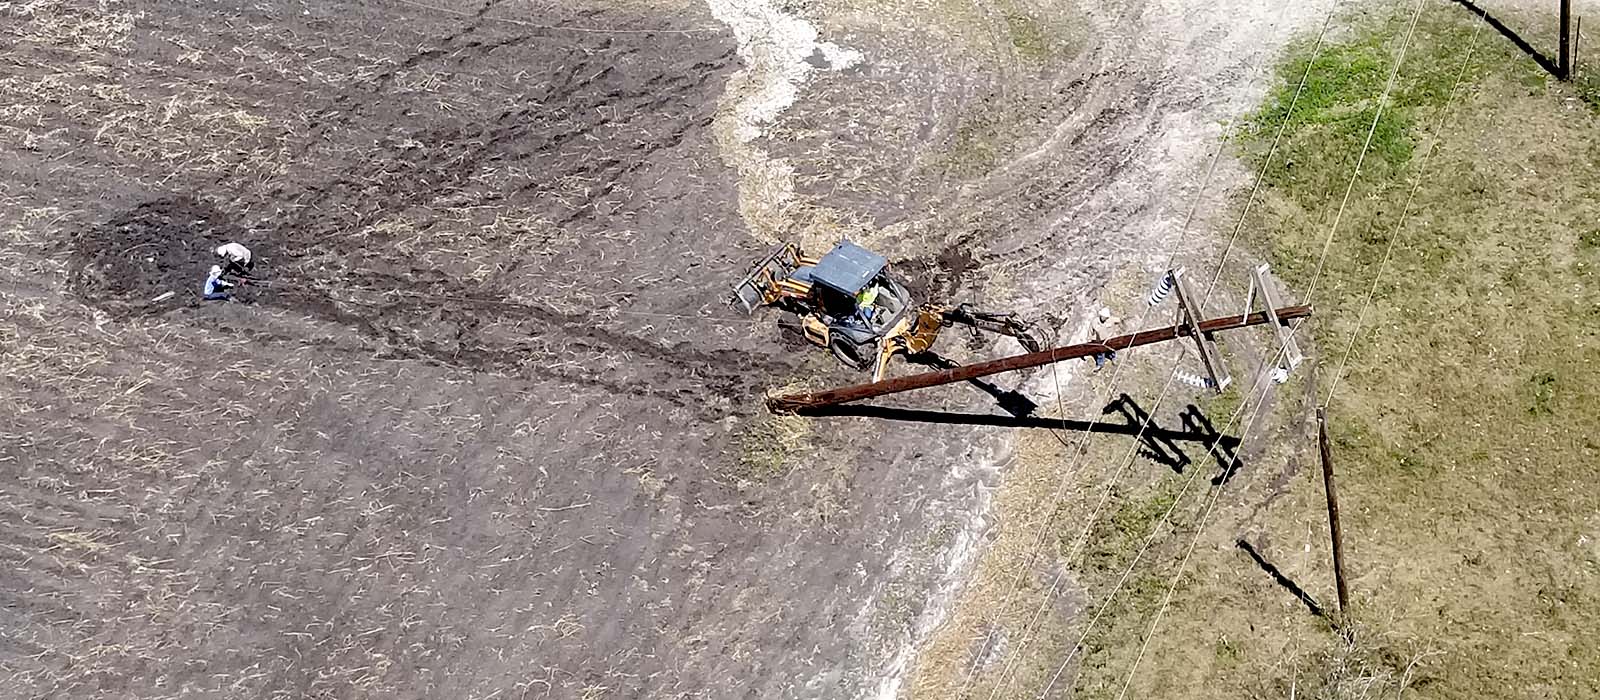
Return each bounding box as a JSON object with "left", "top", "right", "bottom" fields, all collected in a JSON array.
[
  {"left": 906, "top": 351, "right": 1038, "bottom": 418},
  {"left": 1448, "top": 0, "right": 1563, "bottom": 78},
  {"left": 1237, "top": 539, "right": 1327, "bottom": 619},
  {"left": 808, "top": 392, "right": 1245, "bottom": 484}
]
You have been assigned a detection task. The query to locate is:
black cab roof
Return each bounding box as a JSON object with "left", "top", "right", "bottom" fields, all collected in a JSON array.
[{"left": 809, "top": 240, "right": 886, "bottom": 296}]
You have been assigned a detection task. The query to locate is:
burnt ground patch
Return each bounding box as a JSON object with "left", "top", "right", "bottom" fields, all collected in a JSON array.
[
  {"left": 70, "top": 197, "right": 264, "bottom": 313},
  {"left": 894, "top": 241, "right": 981, "bottom": 303}
]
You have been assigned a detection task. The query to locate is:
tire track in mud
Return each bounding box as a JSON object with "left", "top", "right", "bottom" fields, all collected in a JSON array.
[
  {"left": 925, "top": 2, "right": 1163, "bottom": 272},
  {"left": 276, "top": 47, "right": 735, "bottom": 246},
  {"left": 705, "top": 0, "right": 864, "bottom": 249},
  {"left": 68, "top": 206, "right": 782, "bottom": 413},
  {"left": 938, "top": 79, "right": 1154, "bottom": 266},
  {"left": 273, "top": 274, "right": 788, "bottom": 413},
  {"left": 883, "top": 0, "right": 1317, "bottom": 321},
  {"left": 68, "top": 3, "right": 760, "bottom": 414},
  {"left": 241, "top": 11, "right": 761, "bottom": 414},
  {"left": 296, "top": 0, "right": 653, "bottom": 151}
]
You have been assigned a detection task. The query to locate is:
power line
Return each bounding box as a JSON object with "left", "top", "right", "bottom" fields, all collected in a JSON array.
[
  {"left": 979, "top": 0, "right": 1347, "bottom": 690},
  {"left": 956, "top": 72, "right": 1231, "bottom": 700},
  {"left": 962, "top": 2, "right": 1342, "bottom": 695},
  {"left": 1298, "top": 3, "right": 1426, "bottom": 305},
  {"left": 953, "top": 71, "right": 1234, "bottom": 700},
  {"left": 1018, "top": 1, "right": 1346, "bottom": 660},
  {"left": 1030, "top": 0, "right": 1452, "bottom": 693},
  {"left": 1322, "top": 19, "right": 1486, "bottom": 408},
  {"left": 1104, "top": 0, "right": 1437, "bottom": 689},
  {"left": 1109, "top": 6, "right": 1484, "bottom": 699}
]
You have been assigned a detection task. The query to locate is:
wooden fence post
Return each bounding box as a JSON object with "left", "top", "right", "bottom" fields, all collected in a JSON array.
[{"left": 1561, "top": 0, "right": 1573, "bottom": 80}]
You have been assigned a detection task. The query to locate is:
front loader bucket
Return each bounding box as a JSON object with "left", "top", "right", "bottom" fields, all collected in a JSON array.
[{"left": 731, "top": 243, "right": 799, "bottom": 314}]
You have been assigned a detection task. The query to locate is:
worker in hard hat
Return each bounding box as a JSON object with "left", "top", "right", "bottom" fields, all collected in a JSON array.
[
  {"left": 215, "top": 242, "right": 253, "bottom": 277},
  {"left": 202, "top": 265, "right": 236, "bottom": 301},
  {"left": 854, "top": 285, "right": 881, "bottom": 324},
  {"left": 1089, "top": 307, "right": 1123, "bottom": 370}
]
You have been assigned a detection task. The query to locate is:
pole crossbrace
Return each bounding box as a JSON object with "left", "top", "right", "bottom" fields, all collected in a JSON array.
[{"left": 1172, "top": 268, "right": 1233, "bottom": 393}]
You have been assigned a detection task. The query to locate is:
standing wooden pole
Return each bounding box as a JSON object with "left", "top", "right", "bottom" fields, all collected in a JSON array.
[
  {"left": 1317, "top": 407, "right": 1351, "bottom": 614},
  {"left": 1561, "top": 0, "right": 1573, "bottom": 80}
]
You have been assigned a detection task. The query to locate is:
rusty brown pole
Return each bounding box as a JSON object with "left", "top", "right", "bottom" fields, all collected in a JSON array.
[
  {"left": 767, "top": 305, "right": 1312, "bottom": 413},
  {"left": 1317, "top": 407, "right": 1351, "bottom": 615},
  {"left": 1561, "top": 0, "right": 1573, "bottom": 80}
]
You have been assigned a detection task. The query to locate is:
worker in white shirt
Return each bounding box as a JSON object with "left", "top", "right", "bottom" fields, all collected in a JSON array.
[
  {"left": 202, "top": 265, "right": 236, "bottom": 301},
  {"left": 1089, "top": 307, "right": 1123, "bottom": 370},
  {"left": 215, "top": 242, "right": 253, "bottom": 277}
]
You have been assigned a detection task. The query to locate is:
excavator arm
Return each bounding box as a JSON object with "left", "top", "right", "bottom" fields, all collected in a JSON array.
[
  {"left": 872, "top": 303, "right": 1046, "bottom": 381},
  {"left": 940, "top": 304, "right": 1045, "bottom": 352}
]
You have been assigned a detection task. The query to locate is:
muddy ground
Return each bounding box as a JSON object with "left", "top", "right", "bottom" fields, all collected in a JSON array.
[
  {"left": 2, "top": 0, "right": 1331, "bottom": 698},
  {"left": 0, "top": 1, "right": 945, "bottom": 697}
]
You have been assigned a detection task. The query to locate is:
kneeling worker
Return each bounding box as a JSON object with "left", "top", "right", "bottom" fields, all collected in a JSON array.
[
  {"left": 203, "top": 265, "right": 236, "bottom": 301},
  {"left": 215, "top": 241, "right": 253, "bottom": 277}
]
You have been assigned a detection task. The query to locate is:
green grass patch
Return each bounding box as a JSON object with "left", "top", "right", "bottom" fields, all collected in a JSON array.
[
  {"left": 1574, "top": 61, "right": 1600, "bottom": 112},
  {"left": 1195, "top": 385, "right": 1245, "bottom": 428},
  {"left": 1003, "top": 10, "right": 1052, "bottom": 62},
  {"left": 913, "top": 0, "right": 1082, "bottom": 179},
  {"left": 1070, "top": 569, "right": 1184, "bottom": 698},
  {"left": 945, "top": 106, "right": 1006, "bottom": 177},
  {"left": 1234, "top": 9, "right": 1539, "bottom": 201},
  {"left": 839, "top": 0, "right": 1079, "bottom": 65},
  {"left": 1213, "top": 3, "right": 1600, "bottom": 698},
  {"left": 1076, "top": 478, "right": 1182, "bottom": 574},
  {"left": 1579, "top": 227, "right": 1600, "bottom": 249}
]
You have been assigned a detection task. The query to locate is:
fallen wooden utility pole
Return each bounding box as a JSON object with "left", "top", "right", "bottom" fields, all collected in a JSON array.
[{"left": 767, "top": 305, "right": 1312, "bottom": 414}]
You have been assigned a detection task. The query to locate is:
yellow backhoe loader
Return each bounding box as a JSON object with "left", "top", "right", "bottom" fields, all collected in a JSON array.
[{"left": 732, "top": 241, "right": 1045, "bottom": 380}]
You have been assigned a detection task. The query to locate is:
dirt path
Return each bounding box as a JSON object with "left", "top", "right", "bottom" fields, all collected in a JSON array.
[
  {"left": 701, "top": 0, "right": 1343, "bottom": 695},
  {"left": 0, "top": 0, "right": 1345, "bottom": 698},
  {"left": 707, "top": 0, "right": 864, "bottom": 248}
]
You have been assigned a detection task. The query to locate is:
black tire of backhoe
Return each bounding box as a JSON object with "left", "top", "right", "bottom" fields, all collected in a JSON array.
[
  {"left": 1024, "top": 322, "right": 1056, "bottom": 352},
  {"left": 1019, "top": 332, "right": 1045, "bottom": 353},
  {"left": 830, "top": 336, "right": 872, "bottom": 371}
]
